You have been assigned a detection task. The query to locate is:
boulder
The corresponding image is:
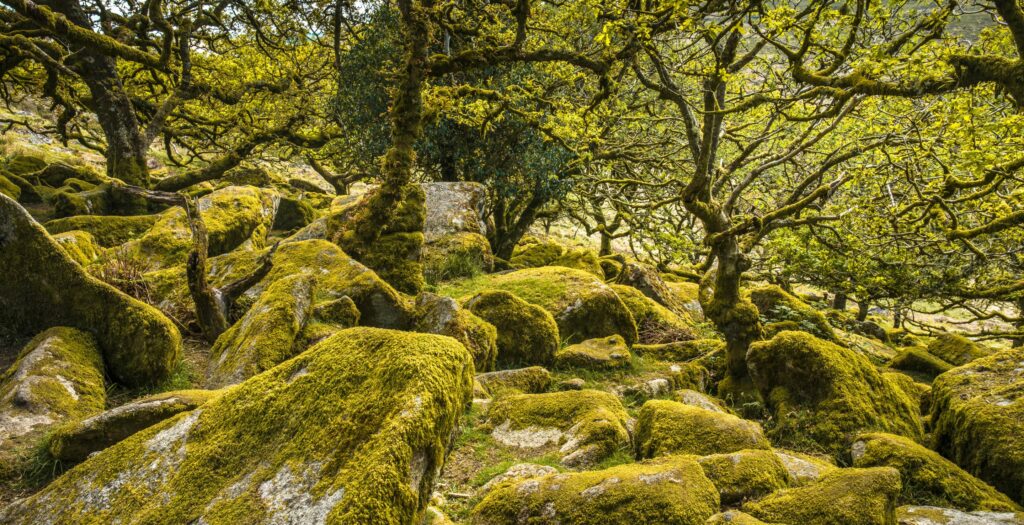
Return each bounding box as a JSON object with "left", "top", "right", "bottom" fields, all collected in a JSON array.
[
  {"left": 705, "top": 511, "right": 778, "bottom": 524},
  {"left": 837, "top": 328, "right": 900, "bottom": 364},
  {"left": 634, "top": 399, "right": 770, "bottom": 458},
  {"left": 510, "top": 236, "right": 565, "bottom": 268},
  {"left": 441, "top": 267, "right": 638, "bottom": 345},
  {"left": 635, "top": 339, "right": 725, "bottom": 361},
  {"left": 743, "top": 467, "right": 902, "bottom": 525},
  {"left": 53, "top": 230, "right": 104, "bottom": 266},
  {"left": 930, "top": 347, "right": 1024, "bottom": 505},
  {"left": 2, "top": 172, "right": 42, "bottom": 203},
  {"left": 552, "top": 247, "right": 604, "bottom": 277},
  {"left": 674, "top": 389, "right": 732, "bottom": 413},
  {"left": 888, "top": 347, "right": 954, "bottom": 381},
  {"left": 49, "top": 389, "right": 220, "bottom": 464},
  {"left": 206, "top": 274, "right": 317, "bottom": 388},
  {"left": 413, "top": 292, "right": 498, "bottom": 373},
  {"left": 612, "top": 284, "right": 695, "bottom": 344},
  {"left": 851, "top": 432, "right": 1020, "bottom": 511},
  {"left": 272, "top": 196, "right": 317, "bottom": 231},
  {"left": 615, "top": 261, "right": 687, "bottom": 314},
  {"left": 697, "top": 449, "right": 791, "bottom": 505},
  {"left": 0, "top": 327, "right": 474, "bottom": 524},
  {"left": 555, "top": 335, "right": 633, "bottom": 370},
  {"left": 464, "top": 290, "right": 559, "bottom": 367},
  {"left": 44, "top": 214, "right": 160, "bottom": 247},
  {"left": 476, "top": 367, "right": 552, "bottom": 398},
  {"left": 478, "top": 462, "right": 558, "bottom": 495},
  {"left": 0, "top": 194, "right": 181, "bottom": 386},
  {"left": 748, "top": 285, "right": 836, "bottom": 341},
  {"left": 484, "top": 389, "right": 631, "bottom": 466},
  {"left": 471, "top": 456, "right": 721, "bottom": 525},
  {"left": 772, "top": 449, "right": 838, "bottom": 486},
  {"left": 422, "top": 181, "right": 488, "bottom": 240},
  {"left": 896, "top": 506, "right": 1024, "bottom": 524},
  {"left": 2, "top": 153, "right": 47, "bottom": 175},
  {"left": 927, "top": 333, "right": 991, "bottom": 366},
  {"left": 423, "top": 232, "right": 493, "bottom": 283},
  {"left": 747, "top": 331, "right": 923, "bottom": 455},
  {"left": 0, "top": 174, "right": 20, "bottom": 200},
  {"left": 0, "top": 327, "right": 105, "bottom": 452}
]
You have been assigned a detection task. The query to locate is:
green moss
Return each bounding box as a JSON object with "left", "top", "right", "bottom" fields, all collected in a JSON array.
[
  {"left": 423, "top": 232, "right": 493, "bottom": 284},
  {"left": 706, "top": 511, "right": 779, "bottom": 524},
  {"left": 555, "top": 335, "right": 633, "bottom": 370},
  {"left": 747, "top": 331, "right": 923, "bottom": 457},
  {"left": 49, "top": 389, "right": 221, "bottom": 464},
  {"left": 836, "top": 329, "right": 899, "bottom": 365},
  {"left": 634, "top": 339, "right": 725, "bottom": 361},
  {"left": 743, "top": 467, "right": 902, "bottom": 525},
  {"left": 895, "top": 505, "right": 1024, "bottom": 524},
  {"left": 471, "top": 455, "right": 721, "bottom": 525},
  {"left": 697, "top": 449, "right": 791, "bottom": 505},
  {"left": 52, "top": 230, "right": 105, "bottom": 267},
  {"left": 509, "top": 236, "right": 565, "bottom": 268},
  {"left": 484, "top": 389, "right": 631, "bottom": 466},
  {"left": 36, "top": 162, "right": 107, "bottom": 187},
  {"left": 926, "top": 333, "right": 991, "bottom": 366},
  {"left": 748, "top": 285, "right": 836, "bottom": 342},
  {"left": 599, "top": 256, "right": 623, "bottom": 280},
  {"left": 44, "top": 214, "right": 159, "bottom": 247},
  {"left": 634, "top": 400, "right": 770, "bottom": 458},
  {"left": 50, "top": 185, "right": 112, "bottom": 219},
  {"left": 0, "top": 174, "right": 20, "bottom": 200},
  {"left": 312, "top": 296, "right": 360, "bottom": 327},
  {"left": 0, "top": 194, "right": 181, "bottom": 387},
  {"left": 476, "top": 366, "right": 552, "bottom": 398},
  {"left": 552, "top": 247, "right": 604, "bottom": 278},
  {"left": 772, "top": 449, "right": 838, "bottom": 486},
  {"left": 2, "top": 172, "right": 43, "bottom": 203},
  {"left": 851, "top": 432, "right": 1020, "bottom": 511},
  {"left": 612, "top": 284, "right": 696, "bottom": 344},
  {"left": 3, "top": 153, "right": 47, "bottom": 175},
  {"left": 888, "top": 347, "right": 953, "bottom": 381},
  {"left": 0, "top": 327, "right": 474, "bottom": 525},
  {"left": 272, "top": 196, "right": 317, "bottom": 231},
  {"left": 438, "top": 267, "right": 638, "bottom": 346},
  {"left": 206, "top": 274, "right": 316, "bottom": 388},
  {"left": 930, "top": 346, "right": 1024, "bottom": 505},
  {"left": 413, "top": 292, "right": 498, "bottom": 372},
  {"left": 464, "top": 290, "right": 560, "bottom": 368}
]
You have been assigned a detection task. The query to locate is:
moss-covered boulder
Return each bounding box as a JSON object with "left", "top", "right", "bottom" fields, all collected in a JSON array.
[
  {"left": 0, "top": 194, "right": 181, "bottom": 387},
  {"left": 749, "top": 285, "right": 836, "bottom": 341},
  {"left": 895, "top": 505, "right": 1024, "bottom": 524},
  {"left": 206, "top": 274, "right": 317, "bottom": 387},
  {"left": 49, "top": 389, "right": 220, "bottom": 464},
  {"left": 476, "top": 366, "right": 552, "bottom": 398},
  {"left": 552, "top": 247, "right": 604, "bottom": 277},
  {"left": 705, "top": 511, "right": 778, "bottom": 524},
  {"left": 0, "top": 327, "right": 474, "bottom": 524},
  {"left": 698, "top": 449, "right": 791, "bottom": 505},
  {"left": 50, "top": 184, "right": 113, "bottom": 218},
  {"left": 413, "top": 292, "right": 498, "bottom": 373},
  {"left": 423, "top": 232, "right": 493, "bottom": 283},
  {"left": 442, "top": 267, "right": 639, "bottom": 345},
  {"left": 615, "top": 261, "right": 688, "bottom": 313},
  {"left": 851, "top": 432, "right": 1020, "bottom": 511},
  {"left": 674, "top": 389, "right": 731, "bottom": 413},
  {"left": 120, "top": 185, "right": 278, "bottom": 269},
  {"left": 0, "top": 174, "right": 20, "bottom": 200},
  {"left": 927, "top": 333, "right": 991, "bottom": 366},
  {"left": 44, "top": 214, "right": 160, "bottom": 247},
  {"left": 463, "top": 290, "right": 559, "bottom": 369},
  {"left": 52, "top": 230, "right": 104, "bottom": 266},
  {"left": 555, "top": 335, "right": 633, "bottom": 370},
  {"left": 2, "top": 171, "right": 42, "bottom": 203},
  {"left": 747, "top": 331, "right": 923, "bottom": 455},
  {"left": 612, "top": 284, "right": 696, "bottom": 344},
  {"left": 35, "top": 162, "right": 106, "bottom": 187},
  {"left": 510, "top": 235, "right": 565, "bottom": 268},
  {"left": 0, "top": 327, "right": 105, "bottom": 455},
  {"left": 930, "top": 347, "right": 1024, "bottom": 505},
  {"left": 837, "top": 329, "right": 900, "bottom": 365},
  {"left": 484, "top": 389, "right": 631, "bottom": 466},
  {"left": 1, "top": 153, "right": 46, "bottom": 175},
  {"left": 471, "top": 456, "right": 721, "bottom": 525},
  {"left": 743, "top": 467, "right": 902, "bottom": 525},
  {"left": 272, "top": 195, "right": 317, "bottom": 231},
  {"left": 888, "top": 347, "right": 954, "bottom": 382},
  {"left": 634, "top": 399, "right": 770, "bottom": 458},
  {"left": 773, "top": 449, "right": 838, "bottom": 486}
]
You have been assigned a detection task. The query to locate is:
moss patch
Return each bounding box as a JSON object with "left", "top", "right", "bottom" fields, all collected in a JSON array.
[
  {"left": 555, "top": 335, "right": 634, "bottom": 371},
  {"left": 634, "top": 399, "right": 770, "bottom": 458},
  {"left": 413, "top": 292, "right": 498, "bottom": 373},
  {"left": 748, "top": 285, "right": 836, "bottom": 342},
  {"left": 888, "top": 347, "right": 953, "bottom": 382},
  {"left": 612, "top": 284, "right": 695, "bottom": 344},
  {"left": 476, "top": 367, "right": 552, "bottom": 398},
  {"left": 743, "top": 467, "right": 902, "bottom": 525},
  {"left": 926, "top": 333, "right": 991, "bottom": 366},
  {"left": 464, "top": 290, "right": 560, "bottom": 368},
  {"left": 697, "top": 448, "right": 791, "bottom": 505},
  {"left": 44, "top": 214, "right": 158, "bottom": 248}
]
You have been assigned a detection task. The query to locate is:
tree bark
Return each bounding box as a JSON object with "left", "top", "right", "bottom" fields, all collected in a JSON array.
[
  {"left": 857, "top": 299, "right": 870, "bottom": 322},
  {"left": 832, "top": 292, "right": 848, "bottom": 311}
]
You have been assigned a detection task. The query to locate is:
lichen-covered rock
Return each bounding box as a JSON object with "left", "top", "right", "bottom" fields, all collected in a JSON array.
[
  {"left": 773, "top": 449, "right": 838, "bottom": 486},
  {"left": 749, "top": 285, "right": 836, "bottom": 341},
  {"left": 743, "top": 467, "right": 902, "bottom": 525},
  {"left": 273, "top": 196, "right": 317, "bottom": 231},
  {"left": 888, "top": 347, "right": 954, "bottom": 381},
  {"left": 555, "top": 335, "right": 633, "bottom": 370},
  {"left": 50, "top": 184, "right": 113, "bottom": 218},
  {"left": 635, "top": 338, "right": 725, "bottom": 361},
  {"left": 423, "top": 232, "right": 493, "bottom": 283},
  {"left": 552, "top": 247, "right": 604, "bottom": 278},
  {"left": 667, "top": 280, "right": 703, "bottom": 318},
  {"left": 44, "top": 214, "right": 160, "bottom": 247},
  {"left": 49, "top": 389, "right": 220, "bottom": 464},
  {"left": 413, "top": 292, "right": 498, "bottom": 373},
  {"left": 896, "top": 505, "right": 1024, "bottom": 524},
  {"left": 0, "top": 327, "right": 105, "bottom": 453},
  {"left": 674, "top": 389, "right": 731, "bottom": 414},
  {"left": 464, "top": 290, "right": 559, "bottom": 367},
  {"left": 930, "top": 347, "right": 1024, "bottom": 505},
  {"left": 477, "top": 462, "right": 559, "bottom": 495},
  {"left": 0, "top": 194, "right": 181, "bottom": 387},
  {"left": 442, "top": 267, "right": 638, "bottom": 345},
  {"left": 53, "top": 230, "right": 104, "bottom": 266},
  {"left": 422, "top": 182, "right": 488, "bottom": 240},
  {"left": 510, "top": 235, "right": 565, "bottom": 268},
  {"left": 476, "top": 367, "right": 551, "bottom": 398},
  {"left": 634, "top": 399, "right": 770, "bottom": 458},
  {"left": 471, "top": 456, "right": 721, "bottom": 525},
  {"left": 615, "top": 261, "right": 687, "bottom": 313},
  {"left": 0, "top": 327, "right": 474, "bottom": 524},
  {"left": 484, "top": 389, "right": 631, "bottom": 466},
  {"left": 119, "top": 185, "right": 279, "bottom": 269},
  {"left": 312, "top": 296, "right": 360, "bottom": 327},
  {"left": 851, "top": 432, "right": 1020, "bottom": 511},
  {"left": 927, "top": 333, "right": 991, "bottom": 366},
  {"left": 747, "top": 331, "right": 923, "bottom": 456},
  {"left": 697, "top": 449, "right": 791, "bottom": 505},
  {"left": 705, "top": 511, "right": 778, "bottom": 524},
  {"left": 612, "top": 284, "right": 695, "bottom": 344},
  {"left": 837, "top": 328, "right": 900, "bottom": 364},
  {"left": 206, "top": 274, "right": 317, "bottom": 388}
]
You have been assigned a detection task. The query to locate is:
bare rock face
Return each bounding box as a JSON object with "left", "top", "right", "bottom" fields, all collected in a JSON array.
[
  {"left": 0, "top": 194, "right": 181, "bottom": 387},
  {"left": 0, "top": 327, "right": 474, "bottom": 525},
  {"left": 422, "top": 182, "right": 488, "bottom": 241},
  {"left": 896, "top": 506, "right": 1024, "bottom": 525}
]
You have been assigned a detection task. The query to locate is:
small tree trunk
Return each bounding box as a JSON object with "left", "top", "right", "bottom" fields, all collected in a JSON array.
[
  {"left": 832, "top": 292, "right": 847, "bottom": 311},
  {"left": 856, "top": 299, "right": 870, "bottom": 322},
  {"left": 599, "top": 232, "right": 612, "bottom": 256},
  {"left": 183, "top": 198, "right": 228, "bottom": 341}
]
